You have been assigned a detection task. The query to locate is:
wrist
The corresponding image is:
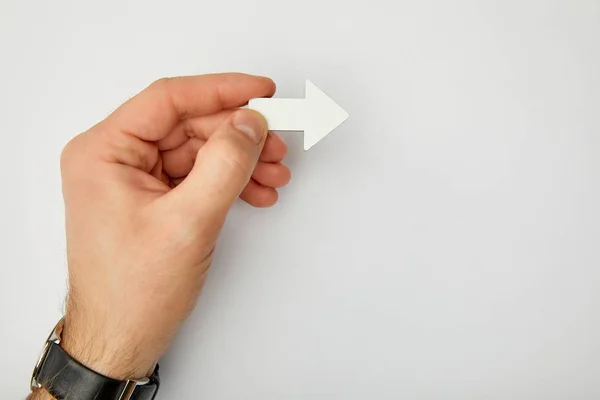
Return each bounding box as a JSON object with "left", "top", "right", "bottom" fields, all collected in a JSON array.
[
  {"left": 59, "top": 312, "right": 158, "bottom": 381},
  {"left": 30, "top": 314, "right": 161, "bottom": 400}
]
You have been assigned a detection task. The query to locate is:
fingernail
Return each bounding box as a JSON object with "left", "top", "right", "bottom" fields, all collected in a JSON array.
[{"left": 233, "top": 110, "right": 266, "bottom": 144}]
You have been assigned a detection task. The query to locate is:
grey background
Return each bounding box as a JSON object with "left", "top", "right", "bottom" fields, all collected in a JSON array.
[{"left": 1, "top": 0, "right": 599, "bottom": 398}]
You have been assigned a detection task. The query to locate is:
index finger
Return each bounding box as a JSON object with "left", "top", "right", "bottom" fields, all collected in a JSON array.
[{"left": 105, "top": 73, "right": 276, "bottom": 142}]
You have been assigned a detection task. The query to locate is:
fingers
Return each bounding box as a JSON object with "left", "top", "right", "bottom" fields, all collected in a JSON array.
[
  {"left": 260, "top": 132, "right": 288, "bottom": 162},
  {"left": 240, "top": 179, "right": 279, "bottom": 207},
  {"left": 157, "top": 110, "right": 234, "bottom": 151},
  {"left": 106, "top": 73, "right": 275, "bottom": 142},
  {"left": 252, "top": 162, "right": 291, "bottom": 188},
  {"left": 169, "top": 161, "right": 289, "bottom": 204},
  {"left": 160, "top": 130, "right": 287, "bottom": 179},
  {"left": 170, "top": 161, "right": 289, "bottom": 207},
  {"left": 159, "top": 113, "right": 287, "bottom": 158},
  {"left": 161, "top": 138, "right": 205, "bottom": 178},
  {"left": 72, "top": 74, "right": 274, "bottom": 174},
  {"left": 164, "top": 109, "right": 268, "bottom": 222}
]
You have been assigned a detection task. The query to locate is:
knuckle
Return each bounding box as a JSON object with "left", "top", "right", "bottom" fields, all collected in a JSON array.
[
  {"left": 150, "top": 76, "right": 171, "bottom": 89},
  {"left": 148, "top": 77, "right": 186, "bottom": 119},
  {"left": 59, "top": 135, "right": 82, "bottom": 172}
]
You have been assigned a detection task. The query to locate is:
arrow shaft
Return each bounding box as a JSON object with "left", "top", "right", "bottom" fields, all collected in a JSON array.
[{"left": 248, "top": 98, "right": 307, "bottom": 131}]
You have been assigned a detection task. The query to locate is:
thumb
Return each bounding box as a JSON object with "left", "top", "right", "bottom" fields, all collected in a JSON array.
[{"left": 171, "top": 109, "right": 268, "bottom": 222}]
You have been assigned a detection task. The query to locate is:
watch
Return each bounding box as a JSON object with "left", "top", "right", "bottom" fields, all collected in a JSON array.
[{"left": 30, "top": 317, "right": 160, "bottom": 400}]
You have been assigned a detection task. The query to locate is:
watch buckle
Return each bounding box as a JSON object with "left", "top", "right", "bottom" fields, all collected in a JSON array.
[
  {"left": 30, "top": 317, "right": 64, "bottom": 391},
  {"left": 118, "top": 377, "right": 151, "bottom": 400}
]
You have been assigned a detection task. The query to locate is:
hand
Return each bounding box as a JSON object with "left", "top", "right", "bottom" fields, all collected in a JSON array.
[{"left": 55, "top": 74, "right": 289, "bottom": 381}]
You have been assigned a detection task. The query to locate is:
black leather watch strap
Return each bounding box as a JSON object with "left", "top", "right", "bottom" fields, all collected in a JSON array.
[{"left": 36, "top": 342, "right": 159, "bottom": 400}]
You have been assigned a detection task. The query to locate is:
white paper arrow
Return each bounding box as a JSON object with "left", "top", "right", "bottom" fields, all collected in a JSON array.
[{"left": 248, "top": 80, "right": 349, "bottom": 150}]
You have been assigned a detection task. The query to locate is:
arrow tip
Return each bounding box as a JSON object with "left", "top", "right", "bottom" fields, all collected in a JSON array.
[{"left": 303, "top": 80, "right": 349, "bottom": 151}]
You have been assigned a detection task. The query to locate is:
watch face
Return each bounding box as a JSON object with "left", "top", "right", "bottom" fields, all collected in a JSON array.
[{"left": 30, "top": 317, "right": 64, "bottom": 390}]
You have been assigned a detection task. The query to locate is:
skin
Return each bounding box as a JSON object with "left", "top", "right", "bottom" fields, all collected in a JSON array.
[{"left": 28, "top": 73, "right": 290, "bottom": 399}]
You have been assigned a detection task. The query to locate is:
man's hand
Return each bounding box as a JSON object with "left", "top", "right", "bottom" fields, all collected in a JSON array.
[{"left": 45, "top": 73, "right": 289, "bottom": 386}]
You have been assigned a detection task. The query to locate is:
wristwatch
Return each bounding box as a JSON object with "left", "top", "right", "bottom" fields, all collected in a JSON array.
[{"left": 30, "top": 317, "right": 160, "bottom": 400}]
